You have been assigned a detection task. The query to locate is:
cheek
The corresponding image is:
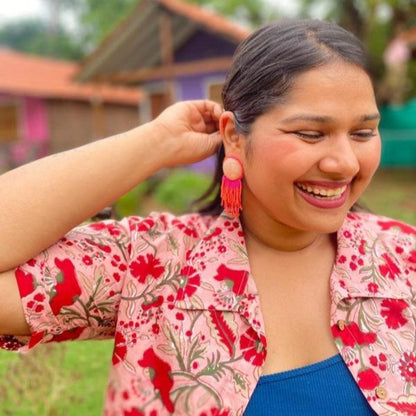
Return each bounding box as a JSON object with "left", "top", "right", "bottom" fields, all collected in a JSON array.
[
  {"left": 252, "top": 140, "right": 304, "bottom": 171},
  {"left": 359, "top": 139, "right": 381, "bottom": 178}
]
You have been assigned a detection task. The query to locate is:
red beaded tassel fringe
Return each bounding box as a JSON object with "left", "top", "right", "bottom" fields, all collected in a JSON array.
[{"left": 221, "top": 176, "right": 242, "bottom": 218}]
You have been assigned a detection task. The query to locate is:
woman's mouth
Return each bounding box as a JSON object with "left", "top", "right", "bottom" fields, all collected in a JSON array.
[{"left": 295, "top": 182, "right": 350, "bottom": 208}]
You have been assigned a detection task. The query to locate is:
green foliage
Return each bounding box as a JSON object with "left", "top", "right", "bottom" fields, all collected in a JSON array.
[
  {"left": 70, "top": 0, "right": 139, "bottom": 50},
  {"left": 114, "top": 181, "right": 149, "bottom": 218},
  {"left": 187, "top": 0, "right": 279, "bottom": 26},
  {"left": 0, "top": 18, "right": 83, "bottom": 60},
  {"left": 153, "top": 169, "right": 212, "bottom": 214}
]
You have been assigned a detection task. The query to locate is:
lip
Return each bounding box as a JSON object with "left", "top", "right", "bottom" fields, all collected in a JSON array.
[{"left": 295, "top": 182, "right": 351, "bottom": 209}]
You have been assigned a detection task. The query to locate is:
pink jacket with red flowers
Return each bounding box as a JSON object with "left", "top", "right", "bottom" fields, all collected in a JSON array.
[{"left": 1, "top": 211, "right": 415, "bottom": 415}]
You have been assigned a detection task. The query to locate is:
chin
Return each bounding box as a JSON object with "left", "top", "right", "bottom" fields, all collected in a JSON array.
[{"left": 301, "top": 212, "right": 348, "bottom": 235}]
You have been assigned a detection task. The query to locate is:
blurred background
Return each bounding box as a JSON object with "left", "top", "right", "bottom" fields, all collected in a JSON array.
[{"left": 0, "top": 0, "right": 415, "bottom": 414}]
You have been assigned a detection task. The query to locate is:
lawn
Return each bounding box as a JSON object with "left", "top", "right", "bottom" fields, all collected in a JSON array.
[{"left": 0, "top": 168, "right": 414, "bottom": 415}]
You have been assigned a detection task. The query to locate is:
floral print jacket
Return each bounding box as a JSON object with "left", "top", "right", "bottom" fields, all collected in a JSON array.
[{"left": 1, "top": 211, "right": 416, "bottom": 416}]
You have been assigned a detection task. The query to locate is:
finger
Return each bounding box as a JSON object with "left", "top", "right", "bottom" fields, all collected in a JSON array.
[
  {"left": 204, "top": 122, "right": 219, "bottom": 134},
  {"left": 193, "top": 100, "right": 223, "bottom": 120}
]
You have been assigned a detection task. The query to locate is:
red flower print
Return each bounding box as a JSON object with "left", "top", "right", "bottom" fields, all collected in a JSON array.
[
  {"left": 0, "top": 335, "right": 25, "bottom": 351},
  {"left": 200, "top": 408, "right": 231, "bottom": 416},
  {"left": 49, "top": 258, "right": 82, "bottom": 314},
  {"left": 338, "top": 255, "right": 347, "bottom": 264},
  {"left": 331, "top": 321, "right": 377, "bottom": 347},
  {"left": 368, "top": 282, "right": 378, "bottom": 294},
  {"left": 172, "top": 219, "right": 198, "bottom": 238},
  {"left": 204, "top": 227, "right": 222, "bottom": 241},
  {"left": 176, "top": 266, "right": 200, "bottom": 301},
  {"left": 27, "top": 293, "right": 45, "bottom": 313},
  {"left": 15, "top": 268, "right": 36, "bottom": 297},
  {"left": 409, "top": 250, "right": 416, "bottom": 263},
  {"left": 386, "top": 399, "right": 416, "bottom": 414},
  {"left": 112, "top": 331, "right": 127, "bottom": 365},
  {"left": 357, "top": 368, "right": 381, "bottom": 390},
  {"left": 358, "top": 239, "right": 366, "bottom": 255},
  {"left": 214, "top": 264, "right": 248, "bottom": 296},
  {"left": 88, "top": 222, "right": 121, "bottom": 236},
  {"left": 240, "top": 327, "right": 266, "bottom": 366},
  {"left": 123, "top": 409, "right": 144, "bottom": 416},
  {"left": 85, "top": 238, "right": 112, "bottom": 253},
  {"left": 377, "top": 219, "right": 416, "bottom": 235},
  {"left": 380, "top": 298, "right": 409, "bottom": 329},
  {"left": 141, "top": 295, "right": 164, "bottom": 311},
  {"left": 82, "top": 255, "right": 93, "bottom": 266},
  {"left": 129, "top": 254, "right": 165, "bottom": 284},
  {"left": 51, "top": 327, "right": 85, "bottom": 342},
  {"left": 399, "top": 352, "right": 416, "bottom": 385},
  {"left": 130, "top": 218, "right": 155, "bottom": 232},
  {"left": 343, "top": 230, "right": 352, "bottom": 238},
  {"left": 378, "top": 253, "right": 401, "bottom": 280},
  {"left": 138, "top": 347, "right": 174, "bottom": 413}
]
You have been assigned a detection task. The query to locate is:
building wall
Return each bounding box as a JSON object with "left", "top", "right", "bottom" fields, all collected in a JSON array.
[
  {"left": 47, "top": 99, "right": 94, "bottom": 153},
  {"left": 0, "top": 94, "right": 49, "bottom": 170},
  {"left": 47, "top": 99, "right": 139, "bottom": 154},
  {"left": 174, "top": 29, "right": 237, "bottom": 62}
]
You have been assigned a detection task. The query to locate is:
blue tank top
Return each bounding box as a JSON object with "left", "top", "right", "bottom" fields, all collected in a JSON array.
[{"left": 243, "top": 354, "right": 377, "bottom": 415}]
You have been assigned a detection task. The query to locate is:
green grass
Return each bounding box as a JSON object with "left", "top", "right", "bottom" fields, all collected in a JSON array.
[
  {"left": 0, "top": 340, "right": 112, "bottom": 415},
  {"left": 361, "top": 169, "right": 416, "bottom": 225},
  {"left": 0, "top": 169, "right": 414, "bottom": 415}
]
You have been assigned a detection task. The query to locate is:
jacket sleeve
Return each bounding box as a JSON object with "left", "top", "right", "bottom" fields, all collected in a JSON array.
[{"left": 0, "top": 217, "right": 136, "bottom": 352}]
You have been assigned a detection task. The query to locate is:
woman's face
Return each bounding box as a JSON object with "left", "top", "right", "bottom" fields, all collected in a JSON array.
[{"left": 237, "top": 61, "right": 381, "bottom": 235}]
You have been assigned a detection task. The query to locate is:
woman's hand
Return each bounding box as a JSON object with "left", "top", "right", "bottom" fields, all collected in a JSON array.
[{"left": 151, "top": 100, "right": 223, "bottom": 167}]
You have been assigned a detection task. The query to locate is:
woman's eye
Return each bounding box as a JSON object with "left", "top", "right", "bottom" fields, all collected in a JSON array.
[
  {"left": 294, "top": 131, "right": 323, "bottom": 140},
  {"left": 351, "top": 130, "right": 377, "bottom": 140}
]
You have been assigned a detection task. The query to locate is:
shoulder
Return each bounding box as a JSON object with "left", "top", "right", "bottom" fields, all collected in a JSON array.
[
  {"left": 125, "top": 211, "right": 216, "bottom": 239},
  {"left": 342, "top": 211, "right": 416, "bottom": 279},
  {"left": 344, "top": 211, "right": 416, "bottom": 240}
]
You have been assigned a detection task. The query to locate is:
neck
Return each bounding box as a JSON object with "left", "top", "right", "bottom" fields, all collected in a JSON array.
[{"left": 240, "top": 201, "right": 332, "bottom": 253}]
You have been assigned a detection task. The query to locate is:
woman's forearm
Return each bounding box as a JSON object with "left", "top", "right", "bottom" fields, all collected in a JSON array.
[{"left": 0, "top": 122, "right": 167, "bottom": 272}]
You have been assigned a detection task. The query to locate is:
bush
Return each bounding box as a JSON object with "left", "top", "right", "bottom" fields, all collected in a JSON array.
[{"left": 153, "top": 169, "right": 213, "bottom": 214}]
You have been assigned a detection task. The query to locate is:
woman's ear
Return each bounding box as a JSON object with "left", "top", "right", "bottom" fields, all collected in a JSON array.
[{"left": 219, "top": 111, "right": 245, "bottom": 155}]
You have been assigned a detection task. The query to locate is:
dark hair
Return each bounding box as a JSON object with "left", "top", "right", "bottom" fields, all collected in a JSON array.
[{"left": 197, "top": 19, "right": 372, "bottom": 215}]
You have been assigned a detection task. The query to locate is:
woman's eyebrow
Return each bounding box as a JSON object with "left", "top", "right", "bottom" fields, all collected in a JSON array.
[
  {"left": 359, "top": 113, "right": 381, "bottom": 122},
  {"left": 280, "top": 113, "right": 381, "bottom": 123}
]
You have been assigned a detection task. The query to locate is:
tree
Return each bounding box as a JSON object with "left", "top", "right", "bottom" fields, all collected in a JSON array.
[
  {"left": 0, "top": 18, "right": 83, "bottom": 60},
  {"left": 69, "top": 0, "right": 139, "bottom": 51},
  {"left": 187, "top": 0, "right": 279, "bottom": 27}
]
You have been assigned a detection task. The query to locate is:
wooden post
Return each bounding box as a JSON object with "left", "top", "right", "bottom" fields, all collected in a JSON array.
[{"left": 159, "top": 10, "right": 175, "bottom": 106}]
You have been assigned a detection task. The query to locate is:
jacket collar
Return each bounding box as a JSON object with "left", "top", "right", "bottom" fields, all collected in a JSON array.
[
  {"left": 330, "top": 212, "right": 411, "bottom": 304},
  {"left": 176, "top": 211, "right": 411, "bottom": 314}
]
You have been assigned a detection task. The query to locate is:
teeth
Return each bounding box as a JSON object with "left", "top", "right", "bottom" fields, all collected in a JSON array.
[{"left": 297, "top": 183, "right": 347, "bottom": 198}]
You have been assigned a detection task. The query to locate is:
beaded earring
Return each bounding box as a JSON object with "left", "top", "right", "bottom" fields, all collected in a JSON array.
[{"left": 221, "top": 156, "right": 243, "bottom": 218}]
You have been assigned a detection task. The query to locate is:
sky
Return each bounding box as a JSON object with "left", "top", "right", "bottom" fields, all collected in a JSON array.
[
  {"left": 0, "top": 0, "right": 305, "bottom": 25},
  {"left": 0, "top": 0, "right": 46, "bottom": 23}
]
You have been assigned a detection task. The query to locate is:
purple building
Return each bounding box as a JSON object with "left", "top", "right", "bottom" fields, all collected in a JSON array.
[{"left": 76, "top": 0, "right": 251, "bottom": 171}]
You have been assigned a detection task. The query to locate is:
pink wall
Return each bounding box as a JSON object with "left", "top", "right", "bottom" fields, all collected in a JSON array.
[{"left": 0, "top": 94, "right": 49, "bottom": 166}]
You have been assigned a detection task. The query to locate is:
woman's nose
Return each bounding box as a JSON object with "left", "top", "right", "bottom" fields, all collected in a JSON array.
[{"left": 318, "top": 136, "right": 360, "bottom": 178}]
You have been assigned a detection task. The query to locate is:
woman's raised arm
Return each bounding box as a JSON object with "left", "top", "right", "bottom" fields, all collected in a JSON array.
[{"left": 0, "top": 100, "right": 222, "bottom": 272}]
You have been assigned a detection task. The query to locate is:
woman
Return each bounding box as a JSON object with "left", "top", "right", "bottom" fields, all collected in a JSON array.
[{"left": 0, "top": 19, "right": 415, "bottom": 416}]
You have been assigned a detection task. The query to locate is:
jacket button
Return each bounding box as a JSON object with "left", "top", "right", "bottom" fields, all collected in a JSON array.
[
  {"left": 375, "top": 386, "right": 387, "bottom": 399},
  {"left": 337, "top": 319, "right": 345, "bottom": 330}
]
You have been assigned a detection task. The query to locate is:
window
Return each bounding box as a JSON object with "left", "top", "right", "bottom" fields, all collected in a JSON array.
[
  {"left": 0, "top": 103, "right": 19, "bottom": 143},
  {"left": 208, "top": 82, "right": 224, "bottom": 105},
  {"left": 150, "top": 91, "right": 169, "bottom": 119}
]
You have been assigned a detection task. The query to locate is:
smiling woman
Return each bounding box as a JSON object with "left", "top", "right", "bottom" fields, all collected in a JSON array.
[{"left": 0, "top": 18, "right": 415, "bottom": 416}]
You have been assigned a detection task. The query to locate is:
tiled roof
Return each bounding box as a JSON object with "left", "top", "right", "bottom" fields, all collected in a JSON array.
[
  {"left": 0, "top": 48, "right": 142, "bottom": 104},
  {"left": 76, "top": 0, "right": 251, "bottom": 82},
  {"left": 157, "top": 0, "right": 250, "bottom": 41}
]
